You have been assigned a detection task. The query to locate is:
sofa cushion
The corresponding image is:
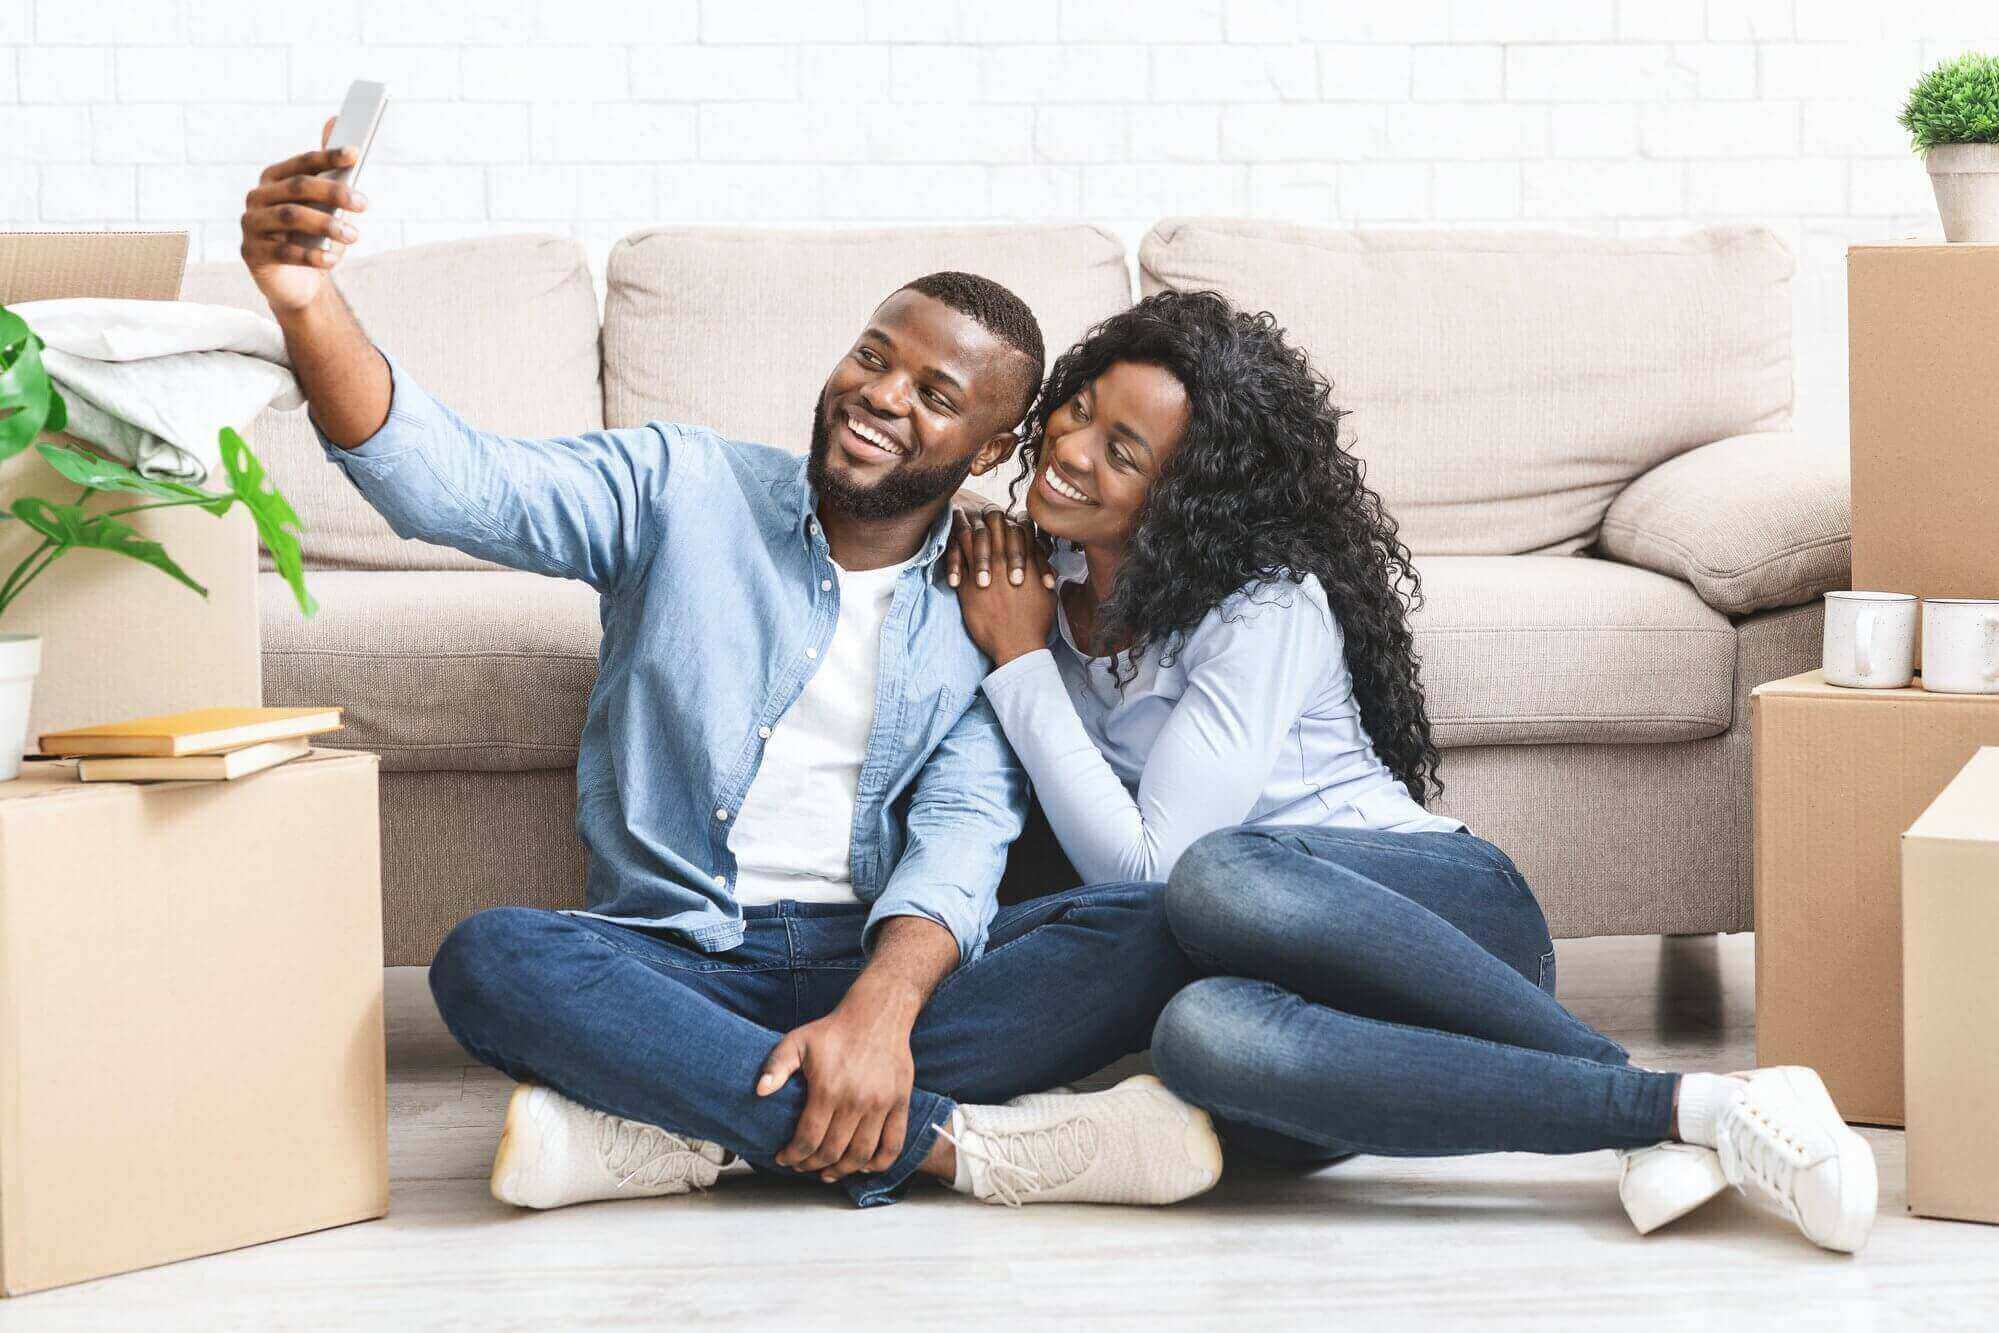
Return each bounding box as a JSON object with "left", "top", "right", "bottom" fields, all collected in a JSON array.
[
  {"left": 181, "top": 235, "right": 603, "bottom": 573},
  {"left": 601, "top": 225, "right": 1132, "bottom": 509},
  {"left": 1139, "top": 220, "right": 1794, "bottom": 557},
  {"left": 260, "top": 569, "right": 601, "bottom": 772},
  {"left": 1409, "top": 555, "right": 1736, "bottom": 747},
  {"left": 1597, "top": 431, "right": 1851, "bottom": 616},
  {"left": 265, "top": 555, "right": 1732, "bottom": 777}
]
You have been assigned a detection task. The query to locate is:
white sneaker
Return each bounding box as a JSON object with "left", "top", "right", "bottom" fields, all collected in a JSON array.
[
  {"left": 943, "top": 1074, "right": 1222, "bottom": 1207},
  {"left": 1617, "top": 1141, "right": 1728, "bottom": 1234},
  {"left": 490, "top": 1082, "right": 735, "bottom": 1210},
  {"left": 1714, "top": 1067, "right": 1877, "bottom": 1253}
]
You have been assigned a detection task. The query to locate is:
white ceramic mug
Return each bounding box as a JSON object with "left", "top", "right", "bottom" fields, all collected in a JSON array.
[
  {"left": 1921, "top": 598, "right": 1999, "bottom": 694},
  {"left": 1822, "top": 591, "right": 1919, "bottom": 688}
]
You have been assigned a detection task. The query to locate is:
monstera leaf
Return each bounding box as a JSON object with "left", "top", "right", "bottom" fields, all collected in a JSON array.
[
  {"left": 36, "top": 442, "right": 235, "bottom": 516},
  {"left": 0, "top": 308, "right": 67, "bottom": 461},
  {"left": 9, "top": 495, "right": 207, "bottom": 597},
  {"left": 219, "top": 426, "right": 315, "bottom": 616}
]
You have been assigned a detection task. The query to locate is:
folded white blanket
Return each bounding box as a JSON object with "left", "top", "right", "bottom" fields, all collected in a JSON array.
[{"left": 13, "top": 298, "right": 302, "bottom": 486}]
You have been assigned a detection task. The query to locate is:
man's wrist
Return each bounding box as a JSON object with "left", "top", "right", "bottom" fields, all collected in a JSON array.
[{"left": 840, "top": 971, "right": 925, "bottom": 1028}]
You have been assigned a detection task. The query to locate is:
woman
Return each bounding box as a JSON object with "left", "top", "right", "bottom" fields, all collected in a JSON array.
[{"left": 949, "top": 291, "right": 1876, "bottom": 1252}]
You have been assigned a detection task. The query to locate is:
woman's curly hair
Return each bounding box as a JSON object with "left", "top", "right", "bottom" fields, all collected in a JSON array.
[{"left": 1012, "top": 289, "right": 1445, "bottom": 805}]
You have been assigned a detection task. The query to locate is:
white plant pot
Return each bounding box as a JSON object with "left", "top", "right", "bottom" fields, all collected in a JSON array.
[
  {"left": 1925, "top": 143, "right": 1999, "bottom": 242},
  {"left": 0, "top": 634, "right": 43, "bottom": 783}
]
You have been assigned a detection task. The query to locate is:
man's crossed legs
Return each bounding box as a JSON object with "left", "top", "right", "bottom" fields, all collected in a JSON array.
[{"left": 429, "top": 881, "right": 1215, "bottom": 1208}]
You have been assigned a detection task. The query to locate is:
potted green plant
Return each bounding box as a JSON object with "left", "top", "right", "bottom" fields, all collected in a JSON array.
[
  {"left": 0, "top": 303, "right": 314, "bottom": 780},
  {"left": 1901, "top": 52, "right": 1999, "bottom": 242}
]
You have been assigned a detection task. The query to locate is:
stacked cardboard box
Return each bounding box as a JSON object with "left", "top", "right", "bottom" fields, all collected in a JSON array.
[
  {"left": 1750, "top": 245, "right": 1999, "bottom": 1142},
  {"left": 0, "top": 232, "right": 262, "bottom": 746},
  {"left": 0, "top": 748, "right": 386, "bottom": 1297},
  {"left": 1752, "top": 674, "right": 1999, "bottom": 1125}
]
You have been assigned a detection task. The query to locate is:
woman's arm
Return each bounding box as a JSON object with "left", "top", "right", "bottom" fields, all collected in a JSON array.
[{"left": 981, "top": 582, "right": 1339, "bottom": 883}]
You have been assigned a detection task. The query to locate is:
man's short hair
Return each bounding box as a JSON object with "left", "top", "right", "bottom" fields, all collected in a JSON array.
[{"left": 896, "top": 271, "right": 1045, "bottom": 423}]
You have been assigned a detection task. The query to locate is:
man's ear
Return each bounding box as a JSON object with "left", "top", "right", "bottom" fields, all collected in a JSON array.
[{"left": 966, "top": 429, "right": 1018, "bottom": 478}]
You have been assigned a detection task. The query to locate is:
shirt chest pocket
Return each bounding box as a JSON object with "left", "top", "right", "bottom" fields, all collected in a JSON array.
[{"left": 902, "top": 685, "right": 965, "bottom": 751}]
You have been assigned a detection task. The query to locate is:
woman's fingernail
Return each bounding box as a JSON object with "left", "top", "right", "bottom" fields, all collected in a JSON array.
[
  {"left": 977, "top": 571, "right": 990, "bottom": 587},
  {"left": 1011, "top": 569, "right": 1023, "bottom": 585},
  {"left": 948, "top": 573, "right": 958, "bottom": 587}
]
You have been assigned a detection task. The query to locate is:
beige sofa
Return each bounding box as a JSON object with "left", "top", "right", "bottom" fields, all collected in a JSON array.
[{"left": 181, "top": 220, "right": 1849, "bottom": 966}]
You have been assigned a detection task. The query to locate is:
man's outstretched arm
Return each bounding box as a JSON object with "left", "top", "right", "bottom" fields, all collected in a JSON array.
[
  {"left": 755, "top": 917, "right": 958, "bottom": 1181},
  {"left": 240, "top": 130, "right": 671, "bottom": 595}
]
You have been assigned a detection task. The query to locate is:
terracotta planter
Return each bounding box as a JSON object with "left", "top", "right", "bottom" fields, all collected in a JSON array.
[{"left": 1925, "top": 143, "right": 1999, "bottom": 242}]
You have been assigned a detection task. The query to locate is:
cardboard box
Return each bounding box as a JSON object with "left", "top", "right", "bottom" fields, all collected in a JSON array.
[
  {"left": 1753, "top": 670, "right": 1999, "bottom": 1125},
  {"left": 1903, "top": 746, "right": 1999, "bottom": 1224},
  {"left": 0, "top": 230, "right": 262, "bottom": 750},
  {"left": 0, "top": 748, "right": 386, "bottom": 1297},
  {"left": 1848, "top": 243, "right": 1999, "bottom": 612}
]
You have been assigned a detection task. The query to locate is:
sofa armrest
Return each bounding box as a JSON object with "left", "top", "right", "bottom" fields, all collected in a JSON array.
[{"left": 1596, "top": 431, "right": 1849, "bottom": 617}]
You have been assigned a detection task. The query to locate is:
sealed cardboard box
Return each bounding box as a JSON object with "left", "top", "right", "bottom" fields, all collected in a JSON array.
[
  {"left": 0, "top": 748, "right": 386, "bottom": 1297},
  {"left": 1848, "top": 243, "right": 1999, "bottom": 613},
  {"left": 1752, "top": 670, "right": 1999, "bottom": 1125},
  {"left": 0, "top": 231, "right": 262, "bottom": 749},
  {"left": 1903, "top": 746, "right": 1999, "bottom": 1224}
]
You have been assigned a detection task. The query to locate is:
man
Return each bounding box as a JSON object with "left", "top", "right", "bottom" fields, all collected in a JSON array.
[{"left": 240, "top": 134, "right": 1220, "bottom": 1209}]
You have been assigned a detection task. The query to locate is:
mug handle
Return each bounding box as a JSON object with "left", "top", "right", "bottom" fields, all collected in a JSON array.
[{"left": 1855, "top": 607, "right": 1874, "bottom": 677}]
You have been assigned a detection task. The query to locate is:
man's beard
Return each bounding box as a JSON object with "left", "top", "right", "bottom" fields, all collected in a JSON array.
[{"left": 807, "top": 403, "right": 973, "bottom": 522}]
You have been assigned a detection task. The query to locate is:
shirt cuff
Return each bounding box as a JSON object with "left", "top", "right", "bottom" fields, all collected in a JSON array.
[
  {"left": 312, "top": 348, "right": 431, "bottom": 464},
  {"left": 982, "top": 646, "right": 1061, "bottom": 700}
]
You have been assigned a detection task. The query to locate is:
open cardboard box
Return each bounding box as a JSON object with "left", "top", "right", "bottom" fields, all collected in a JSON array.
[{"left": 0, "top": 231, "right": 261, "bottom": 749}]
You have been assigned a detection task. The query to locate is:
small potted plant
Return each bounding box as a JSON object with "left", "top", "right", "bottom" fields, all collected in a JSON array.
[
  {"left": 0, "top": 304, "right": 315, "bottom": 779},
  {"left": 1901, "top": 52, "right": 1999, "bottom": 242}
]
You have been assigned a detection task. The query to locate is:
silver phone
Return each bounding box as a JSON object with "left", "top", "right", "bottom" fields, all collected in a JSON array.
[{"left": 308, "top": 79, "right": 388, "bottom": 251}]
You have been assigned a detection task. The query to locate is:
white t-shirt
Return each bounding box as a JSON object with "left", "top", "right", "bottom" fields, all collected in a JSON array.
[{"left": 727, "top": 556, "right": 911, "bottom": 907}]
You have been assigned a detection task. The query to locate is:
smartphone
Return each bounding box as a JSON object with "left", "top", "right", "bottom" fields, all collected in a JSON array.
[{"left": 307, "top": 79, "right": 388, "bottom": 251}]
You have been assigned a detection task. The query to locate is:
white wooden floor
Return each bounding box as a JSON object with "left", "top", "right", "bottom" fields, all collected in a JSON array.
[{"left": 9, "top": 935, "right": 1997, "bottom": 1329}]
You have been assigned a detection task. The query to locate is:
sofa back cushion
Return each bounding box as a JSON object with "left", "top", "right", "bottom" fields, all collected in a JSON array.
[
  {"left": 180, "top": 234, "right": 602, "bottom": 572},
  {"left": 601, "top": 225, "right": 1132, "bottom": 509},
  {"left": 1139, "top": 220, "right": 1793, "bottom": 556}
]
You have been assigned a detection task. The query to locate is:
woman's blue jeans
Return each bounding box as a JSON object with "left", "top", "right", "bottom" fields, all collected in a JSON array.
[{"left": 1152, "top": 825, "right": 1678, "bottom": 1163}]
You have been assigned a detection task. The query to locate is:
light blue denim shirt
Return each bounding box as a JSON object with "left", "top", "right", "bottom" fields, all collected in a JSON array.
[{"left": 317, "top": 352, "right": 1028, "bottom": 962}]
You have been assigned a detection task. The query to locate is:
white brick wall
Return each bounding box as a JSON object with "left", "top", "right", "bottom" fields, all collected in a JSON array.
[{"left": 7, "top": 0, "right": 1997, "bottom": 450}]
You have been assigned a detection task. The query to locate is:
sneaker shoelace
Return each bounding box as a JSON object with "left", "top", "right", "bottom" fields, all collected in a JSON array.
[
  {"left": 595, "top": 1116, "right": 710, "bottom": 1191},
  {"left": 940, "top": 1114, "right": 1100, "bottom": 1207},
  {"left": 1723, "top": 1098, "right": 1819, "bottom": 1222}
]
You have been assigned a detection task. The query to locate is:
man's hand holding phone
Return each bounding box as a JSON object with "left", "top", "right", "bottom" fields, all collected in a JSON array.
[{"left": 239, "top": 117, "right": 368, "bottom": 315}]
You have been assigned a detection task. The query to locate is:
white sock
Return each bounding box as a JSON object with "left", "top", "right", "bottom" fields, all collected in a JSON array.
[
  {"left": 1675, "top": 1073, "right": 1747, "bottom": 1148},
  {"left": 946, "top": 1109, "right": 977, "bottom": 1195}
]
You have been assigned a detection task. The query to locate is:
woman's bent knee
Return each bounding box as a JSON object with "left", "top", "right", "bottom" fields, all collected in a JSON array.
[{"left": 1164, "top": 827, "right": 1264, "bottom": 952}]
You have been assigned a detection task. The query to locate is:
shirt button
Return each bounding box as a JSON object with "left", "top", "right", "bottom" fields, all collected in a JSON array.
[
  {"left": 714, "top": 808, "right": 729, "bottom": 822},
  {"left": 758, "top": 725, "right": 772, "bottom": 739},
  {"left": 713, "top": 873, "right": 727, "bottom": 888},
  {"left": 806, "top": 647, "right": 818, "bottom": 659},
  {"left": 820, "top": 579, "right": 832, "bottom": 592}
]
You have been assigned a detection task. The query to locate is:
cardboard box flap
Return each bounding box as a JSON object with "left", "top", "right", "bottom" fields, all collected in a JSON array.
[
  {"left": 1906, "top": 747, "right": 1999, "bottom": 845},
  {"left": 0, "top": 231, "right": 188, "bottom": 304},
  {"left": 0, "top": 234, "right": 188, "bottom": 440}
]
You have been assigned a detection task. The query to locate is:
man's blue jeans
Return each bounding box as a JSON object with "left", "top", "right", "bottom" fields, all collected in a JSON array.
[
  {"left": 429, "top": 882, "right": 1192, "bottom": 1207},
  {"left": 1152, "top": 826, "right": 1679, "bottom": 1163}
]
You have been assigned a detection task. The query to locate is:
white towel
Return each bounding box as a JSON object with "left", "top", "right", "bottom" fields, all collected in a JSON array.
[{"left": 13, "top": 298, "right": 302, "bottom": 486}]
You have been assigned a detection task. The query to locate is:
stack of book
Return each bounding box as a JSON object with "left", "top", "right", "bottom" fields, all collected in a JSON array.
[{"left": 37, "top": 706, "right": 345, "bottom": 782}]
